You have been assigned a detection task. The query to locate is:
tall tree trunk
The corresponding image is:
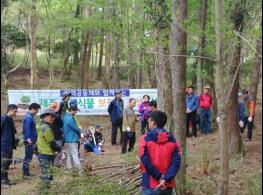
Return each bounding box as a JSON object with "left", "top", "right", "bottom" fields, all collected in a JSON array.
[
  {"left": 78, "top": 31, "right": 89, "bottom": 89},
  {"left": 250, "top": 36, "right": 262, "bottom": 104},
  {"left": 170, "top": 0, "right": 187, "bottom": 194},
  {"left": 112, "top": 36, "right": 120, "bottom": 88},
  {"left": 150, "top": 62, "right": 157, "bottom": 88},
  {"left": 97, "top": 37, "right": 104, "bottom": 80},
  {"left": 85, "top": 37, "right": 93, "bottom": 88},
  {"left": 103, "top": 0, "right": 114, "bottom": 88},
  {"left": 111, "top": 0, "right": 120, "bottom": 88},
  {"left": 150, "top": 0, "right": 173, "bottom": 129},
  {"left": 77, "top": 7, "right": 91, "bottom": 89},
  {"left": 127, "top": 11, "right": 136, "bottom": 89},
  {"left": 104, "top": 33, "right": 112, "bottom": 88},
  {"left": 95, "top": 43, "right": 98, "bottom": 68},
  {"left": 196, "top": 0, "right": 208, "bottom": 95},
  {"left": 227, "top": 0, "right": 245, "bottom": 155},
  {"left": 215, "top": 0, "right": 229, "bottom": 194},
  {"left": 136, "top": 11, "right": 145, "bottom": 89},
  {"left": 29, "top": 0, "right": 38, "bottom": 89},
  {"left": 73, "top": 4, "right": 81, "bottom": 68}
]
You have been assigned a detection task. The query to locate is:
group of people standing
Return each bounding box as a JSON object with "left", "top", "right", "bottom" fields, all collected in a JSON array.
[
  {"left": 107, "top": 90, "right": 181, "bottom": 195},
  {"left": 1, "top": 92, "right": 86, "bottom": 193},
  {"left": 185, "top": 84, "right": 256, "bottom": 141},
  {"left": 185, "top": 85, "right": 213, "bottom": 137},
  {"left": 107, "top": 90, "right": 157, "bottom": 154}
]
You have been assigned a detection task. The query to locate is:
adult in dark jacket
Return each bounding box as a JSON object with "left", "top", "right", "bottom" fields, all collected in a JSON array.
[
  {"left": 22, "top": 103, "right": 41, "bottom": 178},
  {"left": 108, "top": 90, "right": 124, "bottom": 145},
  {"left": 1, "top": 104, "right": 18, "bottom": 187}
]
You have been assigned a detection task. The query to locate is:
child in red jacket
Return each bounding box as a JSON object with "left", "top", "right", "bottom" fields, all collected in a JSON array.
[{"left": 139, "top": 111, "right": 181, "bottom": 195}]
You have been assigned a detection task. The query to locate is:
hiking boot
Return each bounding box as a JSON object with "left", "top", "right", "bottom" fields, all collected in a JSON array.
[
  {"left": 1, "top": 180, "right": 11, "bottom": 189},
  {"left": 5, "top": 179, "right": 16, "bottom": 185},
  {"left": 244, "top": 138, "right": 251, "bottom": 142},
  {"left": 23, "top": 175, "right": 33, "bottom": 180}
]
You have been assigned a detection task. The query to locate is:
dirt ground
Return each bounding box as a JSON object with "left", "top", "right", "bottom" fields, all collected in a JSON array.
[{"left": 1, "top": 71, "right": 262, "bottom": 195}]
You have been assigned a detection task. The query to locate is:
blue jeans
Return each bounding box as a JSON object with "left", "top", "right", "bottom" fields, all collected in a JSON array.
[
  {"left": 38, "top": 154, "right": 54, "bottom": 188},
  {"left": 142, "top": 187, "right": 173, "bottom": 195},
  {"left": 199, "top": 108, "right": 212, "bottom": 133},
  {"left": 22, "top": 144, "right": 34, "bottom": 175}
]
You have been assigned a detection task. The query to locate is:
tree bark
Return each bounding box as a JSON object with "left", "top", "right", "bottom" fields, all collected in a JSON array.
[
  {"left": 250, "top": 36, "right": 262, "bottom": 104},
  {"left": 77, "top": 7, "right": 92, "bottom": 89},
  {"left": 227, "top": 0, "right": 245, "bottom": 155},
  {"left": 136, "top": 11, "right": 145, "bottom": 89},
  {"left": 103, "top": 0, "right": 114, "bottom": 89},
  {"left": 97, "top": 37, "right": 104, "bottom": 80},
  {"left": 111, "top": 0, "right": 120, "bottom": 89},
  {"left": 151, "top": 0, "right": 173, "bottom": 130},
  {"left": 78, "top": 31, "right": 89, "bottom": 89},
  {"left": 85, "top": 36, "right": 93, "bottom": 88},
  {"left": 29, "top": 0, "right": 38, "bottom": 89},
  {"left": 103, "top": 33, "right": 112, "bottom": 89},
  {"left": 170, "top": 0, "right": 187, "bottom": 194},
  {"left": 196, "top": 0, "right": 208, "bottom": 95},
  {"left": 215, "top": 0, "right": 229, "bottom": 194}
]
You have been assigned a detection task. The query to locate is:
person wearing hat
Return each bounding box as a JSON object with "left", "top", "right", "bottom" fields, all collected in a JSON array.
[
  {"left": 36, "top": 108, "right": 61, "bottom": 192},
  {"left": 240, "top": 89, "right": 255, "bottom": 141},
  {"left": 198, "top": 85, "right": 213, "bottom": 134},
  {"left": 108, "top": 89, "right": 124, "bottom": 145},
  {"left": 63, "top": 104, "right": 82, "bottom": 174},
  {"left": 50, "top": 92, "right": 72, "bottom": 119},
  {"left": 83, "top": 124, "right": 105, "bottom": 153}
]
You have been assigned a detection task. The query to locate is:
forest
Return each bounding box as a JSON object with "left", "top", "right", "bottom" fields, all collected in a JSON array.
[{"left": 1, "top": 0, "right": 262, "bottom": 195}]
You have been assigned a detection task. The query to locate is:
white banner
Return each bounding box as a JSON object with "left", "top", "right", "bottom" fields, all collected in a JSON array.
[{"left": 8, "top": 89, "right": 157, "bottom": 115}]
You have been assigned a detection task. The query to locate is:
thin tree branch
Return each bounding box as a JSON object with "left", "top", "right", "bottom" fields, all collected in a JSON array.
[
  {"left": 148, "top": 52, "right": 216, "bottom": 62},
  {"left": 234, "top": 30, "right": 262, "bottom": 57}
]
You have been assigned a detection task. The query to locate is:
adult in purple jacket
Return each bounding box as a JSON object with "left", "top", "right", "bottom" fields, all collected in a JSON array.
[{"left": 139, "top": 95, "right": 152, "bottom": 135}]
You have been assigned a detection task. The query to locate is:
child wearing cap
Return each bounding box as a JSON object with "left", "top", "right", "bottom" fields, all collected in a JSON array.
[{"left": 83, "top": 124, "right": 105, "bottom": 153}]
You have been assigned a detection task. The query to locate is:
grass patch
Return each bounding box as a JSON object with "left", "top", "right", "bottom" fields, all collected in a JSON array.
[
  {"left": 244, "top": 171, "right": 262, "bottom": 195},
  {"left": 48, "top": 175, "right": 129, "bottom": 195}
]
